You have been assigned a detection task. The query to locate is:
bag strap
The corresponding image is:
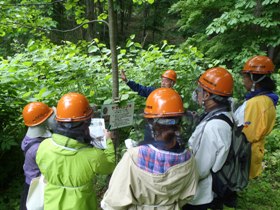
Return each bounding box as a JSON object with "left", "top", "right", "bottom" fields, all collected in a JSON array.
[
  {"left": 208, "top": 114, "right": 234, "bottom": 128},
  {"left": 209, "top": 115, "right": 235, "bottom": 176},
  {"left": 200, "top": 106, "right": 229, "bottom": 123},
  {"left": 193, "top": 112, "right": 233, "bottom": 156}
]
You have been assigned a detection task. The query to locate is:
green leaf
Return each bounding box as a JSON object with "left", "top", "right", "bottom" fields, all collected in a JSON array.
[
  {"left": 0, "top": 31, "right": 6, "bottom": 37},
  {"left": 103, "top": 98, "right": 112, "bottom": 104},
  {"left": 77, "top": 19, "right": 83, "bottom": 24},
  {"left": 65, "top": 3, "right": 73, "bottom": 10},
  {"left": 121, "top": 94, "right": 129, "bottom": 100},
  {"left": 120, "top": 49, "right": 126, "bottom": 55},
  {"left": 22, "top": 61, "right": 33, "bottom": 67},
  {"left": 98, "top": 13, "right": 108, "bottom": 20},
  {"left": 88, "top": 46, "right": 99, "bottom": 53},
  {"left": 22, "top": 91, "right": 32, "bottom": 99}
]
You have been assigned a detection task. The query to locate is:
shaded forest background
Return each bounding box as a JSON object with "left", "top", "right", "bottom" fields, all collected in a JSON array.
[{"left": 1, "top": 0, "right": 280, "bottom": 209}]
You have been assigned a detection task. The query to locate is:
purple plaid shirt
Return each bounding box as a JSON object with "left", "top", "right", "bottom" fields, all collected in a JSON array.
[{"left": 137, "top": 145, "right": 192, "bottom": 174}]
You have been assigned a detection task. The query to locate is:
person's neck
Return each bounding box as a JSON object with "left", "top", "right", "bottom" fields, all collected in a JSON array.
[
  {"left": 204, "top": 100, "right": 219, "bottom": 113},
  {"left": 154, "top": 136, "right": 176, "bottom": 149},
  {"left": 166, "top": 139, "right": 176, "bottom": 149}
]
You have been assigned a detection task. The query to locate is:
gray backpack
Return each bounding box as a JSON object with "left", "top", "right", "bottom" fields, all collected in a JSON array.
[{"left": 209, "top": 114, "right": 251, "bottom": 202}]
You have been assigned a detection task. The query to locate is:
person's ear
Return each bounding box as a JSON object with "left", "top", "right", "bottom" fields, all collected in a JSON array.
[{"left": 202, "top": 91, "right": 210, "bottom": 101}]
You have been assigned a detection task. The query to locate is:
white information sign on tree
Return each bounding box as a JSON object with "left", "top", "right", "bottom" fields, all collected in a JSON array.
[{"left": 101, "top": 102, "right": 134, "bottom": 130}]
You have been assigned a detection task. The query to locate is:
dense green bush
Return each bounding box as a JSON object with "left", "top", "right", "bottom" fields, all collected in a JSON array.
[
  {"left": 0, "top": 36, "right": 207, "bottom": 149},
  {"left": 1, "top": 37, "right": 279, "bottom": 209},
  {"left": 0, "top": 37, "right": 206, "bottom": 209}
]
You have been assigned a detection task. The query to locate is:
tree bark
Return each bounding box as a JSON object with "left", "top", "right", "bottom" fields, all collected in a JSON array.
[
  {"left": 142, "top": 4, "right": 149, "bottom": 47},
  {"left": 118, "top": 0, "right": 125, "bottom": 41},
  {"left": 108, "top": 0, "right": 119, "bottom": 101},
  {"left": 84, "top": 0, "right": 95, "bottom": 41}
]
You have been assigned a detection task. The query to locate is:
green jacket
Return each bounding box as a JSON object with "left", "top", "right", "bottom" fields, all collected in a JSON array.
[{"left": 36, "top": 133, "right": 115, "bottom": 210}]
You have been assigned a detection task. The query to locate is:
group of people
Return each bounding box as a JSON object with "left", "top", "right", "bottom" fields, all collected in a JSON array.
[
  {"left": 19, "top": 55, "right": 278, "bottom": 210},
  {"left": 20, "top": 93, "right": 115, "bottom": 210}
]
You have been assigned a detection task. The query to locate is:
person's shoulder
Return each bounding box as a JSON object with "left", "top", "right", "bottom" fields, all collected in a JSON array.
[
  {"left": 127, "top": 146, "right": 140, "bottom": 156},
  {"left": 205, "top": 116, "right": 232, "bottom": 130},
  {"left": 36, "top": 138, "right": 52, "bottom": 152},
  {"left": 247, "top": 95, "right": 274, "bottom": 109},
  {"left": 248, "top": 94, "right": 271, "bottom": 103}
]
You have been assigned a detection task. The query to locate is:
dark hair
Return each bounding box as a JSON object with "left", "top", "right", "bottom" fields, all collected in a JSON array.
[
  {"left": 152, "top": 123, "right": 180, "bottom": 144},
  {"left": 55, "top": 119, "right": 92, "bottom": 144},
  {"left": 252, "top": 74, "right": 276, "bottom": 91},
  {"left": 211, "top": 94, "right": 231, "bottom": 111}
]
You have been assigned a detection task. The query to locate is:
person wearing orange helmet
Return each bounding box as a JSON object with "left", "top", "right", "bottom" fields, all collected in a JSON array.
[
  {"left": 121, "top": 69, "right": 177, "bottom": 97},
  {"left": 101, "top": 88, "right": 199, "bottom": 210},
  {"left": 35, "top": 92, "right": 115, "bottom": 210},
  {"left": 121, "top": 69, "right": 177, "bottom": 143},
  {"left": 20, "top": 102, "right": 56, "bottom": 210},
  {"left": 234, "top": 55, "right": 279, "bottom": 179},
  {"left": 182, "top": 67, "right": 235, "bottom": 210}
]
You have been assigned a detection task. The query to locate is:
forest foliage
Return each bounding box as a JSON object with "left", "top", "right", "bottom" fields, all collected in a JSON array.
[{"left": 0, "top": 0, "right": 280, "bottom": 209}]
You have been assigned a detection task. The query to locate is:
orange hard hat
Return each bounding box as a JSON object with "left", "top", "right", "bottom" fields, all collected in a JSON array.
[
  {"left": 198, "top": 67, "right": 233, "bottom": 96},
  {"left": 162, "top": 69, "right": 177, "bottom": 82},
  {"left": 243, "top": 55, "right": 274, "bottom": 74},
  {"left": 144, "top": 88, "right": 184, "bottom": 118},
  {"left": 23, "top": 102, "right": 54, "bottom": 126},
  {"left": 56, "top": 92, "right": 93, "bottom": 122}
]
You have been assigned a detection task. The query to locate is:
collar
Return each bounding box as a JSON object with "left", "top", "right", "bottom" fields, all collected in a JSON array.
[
  {"left": 150, "top": 140, "right": 184, "bottom": 153},
  {"left": 245, "top": 88, "right": 268, "bottom": 100},
  {"left": 245, "top": 89, "right": 279, "bottom": 106}
]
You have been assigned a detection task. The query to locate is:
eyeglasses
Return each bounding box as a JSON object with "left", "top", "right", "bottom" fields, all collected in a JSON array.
[
  {"left": 161, "top": 77, "right": 172, "bottom": 83},
  {"left": 195, "top": 86, "right": 203, "bottom": 94}
]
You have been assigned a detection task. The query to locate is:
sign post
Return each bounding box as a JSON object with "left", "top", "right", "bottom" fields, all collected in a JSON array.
[{"left": 101, "top": 102, "right": 134, "bottom": 130}]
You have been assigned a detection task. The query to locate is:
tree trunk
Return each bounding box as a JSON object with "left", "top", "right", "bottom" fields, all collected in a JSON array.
[
  {"left": 84, "top": 0, "right": 95, "bottom": 41},
  {"left": 152, "top": 1, "right": 157, "bottom": 41},
  {"left": 118, "top": 0, "right": 125, "bottom": 42},
  {"left": 253, "top": 0, "right": 262, "bottom": 34},
  {"left": 108, "top": 0, "right": 119, "bottom": 158},
  {"left": 126, "top": 1, "right": 133, "bottom": 31},
  {"left": 142, "top": 4, "right": 149, "bottom": 47},
  {"left": 108, "top": 0, "right": 119, "bottom": 101}
]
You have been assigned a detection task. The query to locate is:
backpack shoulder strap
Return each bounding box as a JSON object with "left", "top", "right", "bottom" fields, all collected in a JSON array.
[
  {"left": 193, "top": 113, "right": 233, "bottom": 156},
  {"left": 208, "top": 114, "right": 234, "bottom": 128}
]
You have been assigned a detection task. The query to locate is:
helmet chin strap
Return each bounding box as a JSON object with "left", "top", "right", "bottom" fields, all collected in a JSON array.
[{"left": 250, "top": 74, "right": 266, "bottom": 91}]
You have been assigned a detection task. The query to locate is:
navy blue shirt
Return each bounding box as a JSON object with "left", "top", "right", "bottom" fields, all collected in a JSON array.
[{"left": 127, "top": 80, "right": 156, "bottom": 98}]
